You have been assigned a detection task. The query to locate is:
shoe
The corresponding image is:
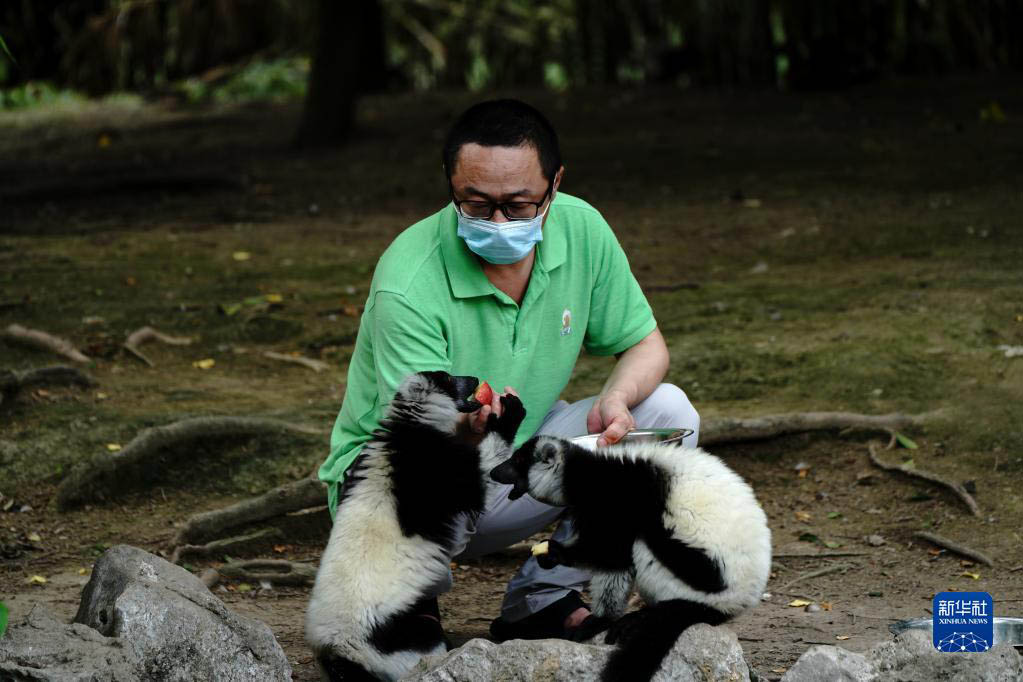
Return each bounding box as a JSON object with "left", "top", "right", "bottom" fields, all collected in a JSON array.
[{"left": 489, "top": 591, "right": 589, "bottom": 642}]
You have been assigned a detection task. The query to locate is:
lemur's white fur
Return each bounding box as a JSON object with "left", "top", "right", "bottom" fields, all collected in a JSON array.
[
  {"left": 526, "top": 437, "right": 771, "bottom": 619},
  {"left": 305, "top": 374, "right": 515, "bottom": 682}
]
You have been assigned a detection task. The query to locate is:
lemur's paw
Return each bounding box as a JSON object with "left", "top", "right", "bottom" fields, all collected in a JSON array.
[
  {"left": 494, "top": 393, "right": 526, "bottom": 439},
  {"left": 534, "top": 538, "right": 563, "bottom": 570}
]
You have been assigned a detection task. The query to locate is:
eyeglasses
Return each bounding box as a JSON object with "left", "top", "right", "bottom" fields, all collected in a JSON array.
[{"left": 451, "top": 181, "right": 553, "bottom": 221}]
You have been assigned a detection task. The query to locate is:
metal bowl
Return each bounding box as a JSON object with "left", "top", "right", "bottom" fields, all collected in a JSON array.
[
  {"left": 570, "top": 428, "right": 694, "bottom": 452},
  {"left": 890, "top": 617, "right": 1023, "bottom": 648}
]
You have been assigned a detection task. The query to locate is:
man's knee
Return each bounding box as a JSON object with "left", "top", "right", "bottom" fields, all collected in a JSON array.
[{"left": 635, "top": 383, "right": 700, "bottom": 444}]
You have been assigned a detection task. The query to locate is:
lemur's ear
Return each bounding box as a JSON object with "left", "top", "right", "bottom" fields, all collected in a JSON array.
[{"left": 538, "top": 441, "right": 559, "bottom": 463}]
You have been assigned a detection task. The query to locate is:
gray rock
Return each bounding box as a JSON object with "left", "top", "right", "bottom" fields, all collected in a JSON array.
[
  {"left": 404, "top": 637, "right": 611, "bottom": 681},
  {"left": 654, "top": 624, "right": 751, "bottom": 682},
  {"left": 781, "top": 645, "right": 874, "bottom": 681},
  {"left": 73, "top": 544, "right": 291, "bottom": 682},
  {"left": 403, "top": 624, "right": 750, "bottom": 682},
  {"left": 782, "top": 630, "right": 1023, "bottom": 682},
  {"left": 0, "top": 604, "right": 139, "bottom": 682}
]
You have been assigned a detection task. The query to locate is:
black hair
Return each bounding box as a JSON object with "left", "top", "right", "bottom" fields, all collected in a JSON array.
[{"left": 442, "top": 99, "right": 562, "bottom": 183}]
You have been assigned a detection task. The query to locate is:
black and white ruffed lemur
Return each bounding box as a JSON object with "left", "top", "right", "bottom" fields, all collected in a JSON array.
[
  {"left": 491, "top": 435, "right": 771, "bottom": 682},
  {"left": 306, "top": 371, "right": 526, "bottom": 682}
]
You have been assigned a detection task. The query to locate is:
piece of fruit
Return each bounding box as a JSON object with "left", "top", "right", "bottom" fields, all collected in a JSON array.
[
  {"left": 470, "top": 380, "right": 494, "bottom": 405},
  {"left": 531, "top": 541, "right": 550, "bottom": 557}
]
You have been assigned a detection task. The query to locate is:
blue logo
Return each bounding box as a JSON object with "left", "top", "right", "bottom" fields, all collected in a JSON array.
[{"left": 933, "top": 591, "right": 993, "bottom": 652}]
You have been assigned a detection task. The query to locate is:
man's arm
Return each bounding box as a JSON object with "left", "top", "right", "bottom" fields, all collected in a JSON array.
[{"left": 585, "top": 327, "right": 669, "bottom": 446}]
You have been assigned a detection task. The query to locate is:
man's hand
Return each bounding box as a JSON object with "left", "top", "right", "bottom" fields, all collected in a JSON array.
[
  {"left": 586, "top": 390, "right": 635, "bottom": 447},
  {"left": 466, "top": 386, "right": 518, "bottom": 435}
]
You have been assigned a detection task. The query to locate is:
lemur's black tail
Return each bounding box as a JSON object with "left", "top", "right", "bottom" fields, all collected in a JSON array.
[
  {"left": 600, "top": 599, "right": 729, "bottom": 682},
  {"left": 317, "top": 653, "right": 378, "bottom": 682}
]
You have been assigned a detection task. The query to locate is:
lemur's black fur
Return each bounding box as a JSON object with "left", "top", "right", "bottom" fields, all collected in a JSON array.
[
  {"left": 307, "top": 371, "right": 525, "bottom": 682},
  {"left": 492, "top": 435, "right": 771, "bottom": 682}
]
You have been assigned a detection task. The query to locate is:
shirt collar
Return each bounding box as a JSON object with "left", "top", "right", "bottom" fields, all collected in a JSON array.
[{"left": 439, "top": 197, "right": 567, "bottom": 300}]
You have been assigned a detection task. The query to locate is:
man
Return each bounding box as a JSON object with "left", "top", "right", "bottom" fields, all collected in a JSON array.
[{"left": 318, "top": 99, "right": 700, "bottom": 639}]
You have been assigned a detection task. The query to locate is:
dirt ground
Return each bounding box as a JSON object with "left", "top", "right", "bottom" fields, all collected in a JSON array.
[{"left": 1, "top": 78, "right": 1022, "bottom": 680}]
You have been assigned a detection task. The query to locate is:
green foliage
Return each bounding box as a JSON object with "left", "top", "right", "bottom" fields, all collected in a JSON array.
[
  {"left": 0, "top": 81, "right": 84, "bottom": 110},
  {"left": 0, "top": 600, "right": 7, "bottom": 639},
  {"left": 176, "top": 57, "right": 309, "bottom": 105}
]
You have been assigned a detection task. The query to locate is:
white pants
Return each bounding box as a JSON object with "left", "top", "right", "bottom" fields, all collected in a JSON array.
[{"left": 437, "top": 383, "right": 701, "bottom": 621}]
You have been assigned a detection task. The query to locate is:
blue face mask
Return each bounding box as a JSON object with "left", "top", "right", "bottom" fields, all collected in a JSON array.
[{"left": 455, "top": 197, "right": 553, "bottom": 265}]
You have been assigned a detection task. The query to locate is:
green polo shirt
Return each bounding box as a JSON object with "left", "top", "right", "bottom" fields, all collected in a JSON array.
[{"left": 319, "top": 192, "right": 656, "bottom": 516}]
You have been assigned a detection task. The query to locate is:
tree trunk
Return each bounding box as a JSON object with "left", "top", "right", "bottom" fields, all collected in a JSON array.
[{"left": 294, "top": 0, "right": 383, "bottom": 148}]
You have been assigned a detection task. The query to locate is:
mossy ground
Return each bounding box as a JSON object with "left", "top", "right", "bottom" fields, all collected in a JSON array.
[{"left": 1, "top": 79, "right": 1021, "bottom": 678}]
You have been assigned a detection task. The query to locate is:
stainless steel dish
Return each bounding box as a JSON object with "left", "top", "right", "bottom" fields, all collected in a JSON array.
[
  {"left": 570, "top": 428, "right": 694, "bottom": 451},
  {"left": 890, "top": 617, "right": 1023, "bottom": 648}
]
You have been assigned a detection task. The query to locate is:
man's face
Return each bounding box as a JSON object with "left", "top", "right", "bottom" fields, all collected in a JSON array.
[{"left": 449, "top": 143, "right": 561, "bottom": 225}]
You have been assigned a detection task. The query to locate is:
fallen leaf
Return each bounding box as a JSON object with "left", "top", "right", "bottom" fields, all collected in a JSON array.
[
  {"left": 96, "top": 392, "right": 109, "bottom": 400},
  {"left": 232, "top": 251, "right": 252, "bottom": 261},
  {"left": 237, "top": 583, "right": 252, "bottom": 592},
  {"left": 27, "top": 532, "right": 41, "bottom": 543},
  {"left": 193, "top": 359, "right": 215, "bottom": 370},
  {"left": 798, "top": 532, "right": 819, "bottom": 543},
  {"left": 771, "top": 669, "right": 787, "bottom": 674},
  {"left": 795, "top": 511, "right": 812, "bottom": 523},
  {"left": 788, "top": 599, "right": 812, "bottom": 607},
  {"left": 836, "top": 635, "right": 851, "bottom": 641},
  {"left": 928, "top": 548, "right": 944, "bottom": 556},
  {"left": 106, "top": 443, "right": 122, "bottom": 452},
  {"left": 27, "top": 575, "right": 47, "bottom": 585},
  {"left": 78, "top": 568, "right": 89, "bottom": 575},
  {"left": 979, "top": 101, "right": 1007, "bottom": 124},
  {"left": 265, "top": 293, "right": 283, "bottom": 303},
  {"left": 960, "top": 560, "right": 975, "bottom": 567},
  {"left": 824, "top": 540, "right": 843, "bottom": 549},
  {"left": 827, "top": 511, "right": 842, "bottom": 519},
  {"left": 894, "top": 432, "right": 918, "bottom": 449},
  {"left": 274, "top": 545, "right": 287, "bottom": 554},
  {"left": 219, "top": 302, "right": 243, "bottom": 316},
  {"left": 820, "top": 601, "right": 833, "bottom": 611},
  {"left": 961, "top": 571, "right": 981, "bottom": 580}
]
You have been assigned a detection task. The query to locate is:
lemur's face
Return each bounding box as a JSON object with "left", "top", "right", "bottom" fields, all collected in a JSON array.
[
  {"left": 396, "top": 371, "right": 482, "bottom": 413},
  {"left": 490, "top": 436, "right": 566, "bottom": 505}
]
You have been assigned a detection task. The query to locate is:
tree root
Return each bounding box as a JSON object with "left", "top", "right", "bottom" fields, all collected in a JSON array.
[
  {"left": 263, "top": 351, "right": 330, "bottom": 373},
  {"left": 123, "top": 326, "right": 195, "bottom": 367},
  {"left": 700, "top": 410, "right": 938, "bottom": 445},
  {"left": 3, "top": 324, "right": 90, "bottom": 363},
  {"left": 56, "top": 416, "right": 323, "bottom": 511},
  {"left": 171, "top": 528, "right": 285, "bottom": 564},
  {"left": 0, "top": 366, "right": 96, "bottom": 405},
  {"left": 202, "top": 559, "right": 317, "bottom": 589},
  {"left": 867, "top": 442, "right": 981, "bottom": 517},
  {"left": 173, "top": 477, "right": 327, "bottom": 546},
  {"left": 912, "top": 531, "right": 994, "bottom": 567}
]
